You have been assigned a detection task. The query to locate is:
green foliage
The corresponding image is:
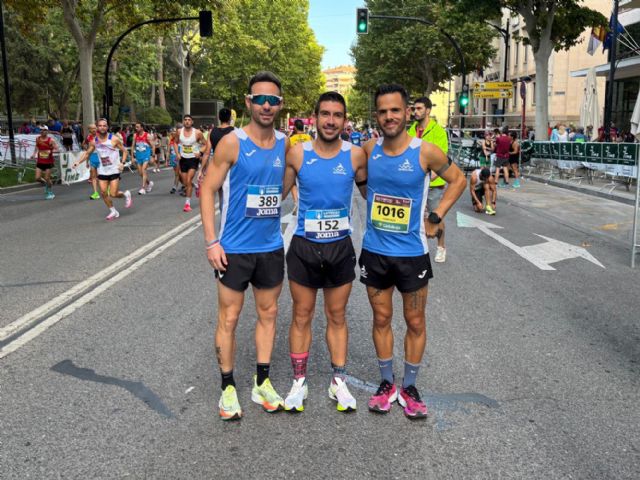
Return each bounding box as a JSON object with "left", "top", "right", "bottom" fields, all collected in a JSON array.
[
  {"left": 352, "top": 0, "right": 498, "bottom": 97},
  {"left": 140, "top": 106, "right": 172, "bottom": 125},
  {"left": 345, "top": 88, "right": 373, "bottom": 125}
]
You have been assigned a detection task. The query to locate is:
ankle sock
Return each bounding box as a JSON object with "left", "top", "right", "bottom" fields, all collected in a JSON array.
[
  {"left": 377, "top": 357, "right": 394, "bottom": 383},
  {"left": 256, "top": 363, "right": 270, "bottom": 386},
  {"left": 221, "top": 370, "right": 235, "bottom": 390},
  {"left": 402, "top": 360, "right": 421, "bottom": 389}
]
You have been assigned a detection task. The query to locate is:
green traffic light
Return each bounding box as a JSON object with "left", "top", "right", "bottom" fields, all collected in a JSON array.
[
  {"left": 358, "top": 22, "right": 367, "bottom": 32},
  {"left": 460, "top": 96, "right": 469, "bottom": 107}
]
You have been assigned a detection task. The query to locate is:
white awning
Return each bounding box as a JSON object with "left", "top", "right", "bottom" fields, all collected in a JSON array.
[{"left": 570, "top": 55, "right": 640, "bottom": 79}]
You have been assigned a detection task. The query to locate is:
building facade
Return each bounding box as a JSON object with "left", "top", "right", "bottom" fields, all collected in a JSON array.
[{"left": 322, "top": 65, "right": 357, "bottom": 96}]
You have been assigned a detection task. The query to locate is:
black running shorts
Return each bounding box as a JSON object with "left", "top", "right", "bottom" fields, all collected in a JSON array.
[
  {"left": 286, "top": 235, "right": 356, "bottom": 289},
  {"left": 471, "top": 186, "right": 485, "bottom": 205},
  {"left": 180, "top": 157, "right": 199, "bottom": 173},
  {"left": 36, "top": 162, "right": 54, "bottom": 171},
  {"left": 215, "top": 248, "right": 284, "bottom": 292},
  {"left": 97, "top": 173, "right": 120, "bottom": 181},
  {"left": 358, "top": 248, "right": 432, "bottom": 293}
]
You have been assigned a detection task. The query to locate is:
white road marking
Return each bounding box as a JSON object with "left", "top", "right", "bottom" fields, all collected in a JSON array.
[
  {"left": 0, "top": 221, "right": 202, "bottom": 359},
  {"left": 456, "top": 212, "right": 604, "bottom": 270},
  {"left": 0, "top": 215, "right": 201, "bottom": 343}
]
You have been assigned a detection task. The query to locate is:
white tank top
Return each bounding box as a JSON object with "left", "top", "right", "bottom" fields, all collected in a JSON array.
[
  {"left": 179, "top": 128, "right": 198, "bottom": 158},
  {"left": 95, "top": 134, "right": 121, "bottom": 176},
  {"left": 473, "top": 169, "right": 485, "bottom": 188}
]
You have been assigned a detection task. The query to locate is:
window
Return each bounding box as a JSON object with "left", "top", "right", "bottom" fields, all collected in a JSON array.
[
  {"left": 532, "top": 82, "right": 536, "bottom": 106},
  {"left": 524, "top": 44, "right": 528, "bottom": 64}
]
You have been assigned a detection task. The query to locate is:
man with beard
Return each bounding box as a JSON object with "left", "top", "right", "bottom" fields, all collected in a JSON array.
[
  {"left": 131, "top": 123, "right": 154, "bottom": 195},
  {"left": 31, "top": 126, "right": 59, "bottom": 200},
  {"left": 281, "top": 91, "right": 367, "bottom": 413},
  {"left": 76, "top": 118, "right": 132, "bottom": 220},
  {"left": 176, "top": 115, "right": 205, "bottom": 212},
  {"left": 361, "top": 84, "right": 465, "bottom": 419},
  {"left": 200, "top": 72, "right": 289, "bottom": 420}
]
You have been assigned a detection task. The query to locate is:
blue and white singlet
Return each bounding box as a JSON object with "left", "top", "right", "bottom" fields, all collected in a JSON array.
[
  {"left": 219, "top": 128, "right": 286, "bottom": 254},
  {"left": 294, "top": 141, "right": 354, "bottom": 243},
  {"left": 363, "top": 137, "right": 430, "bottom": 257}
]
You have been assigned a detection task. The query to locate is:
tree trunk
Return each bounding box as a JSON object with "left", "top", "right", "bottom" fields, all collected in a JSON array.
[
  {"left": 157, "top": 37, "right": 166, "bottom": 110},
  {"left": 78, "top": 42, "right": 96, "bottom": 127},
  {"left": 172, "top": 34, "right": 193, "bottom": 116},
  {"left": 533, "top": 44, "right": 552, "bottom": 141},
  {"left": 150, "top": 84, "right": 156, "bottom": 108},
  {"left": 181, "top": 68, "right": 192, "bottom": 115}
]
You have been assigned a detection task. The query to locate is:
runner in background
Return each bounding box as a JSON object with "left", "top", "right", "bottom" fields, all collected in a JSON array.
[
  {"left": 288, "top": 119, "right": 312, "bottom": 215},
  {"left": 470, "top": 167, "right": 496, "bottom": 215},
  {"left": 82, "top": 124, "right": 101, "bottom": 200},
  {"left": 168, "top": 129, "right": 181, "bottom": 194},
  {"left": 132, "top": 123, "right": 154, "bottom": 195},
  {"left": 176, "top": 114, "right": 205, "bottom": 212},
  {"left": 31, "top": 126, "right": 59, "bottom": 200},
  {"left": 508, "top": 131, "right": 521, "bottom": 188}
]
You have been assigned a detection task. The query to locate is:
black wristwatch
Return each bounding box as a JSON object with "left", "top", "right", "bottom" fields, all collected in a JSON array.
[{"left": 428, "top": 212, "right": 442, "bottom": 224}]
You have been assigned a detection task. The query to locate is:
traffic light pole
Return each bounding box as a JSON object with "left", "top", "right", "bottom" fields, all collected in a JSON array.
[
  {"left": 367, "top": 14, "right": 467, "bottom": 127},
  {"left": 103, "top": 13, "right": 211, "bottom": 122}
]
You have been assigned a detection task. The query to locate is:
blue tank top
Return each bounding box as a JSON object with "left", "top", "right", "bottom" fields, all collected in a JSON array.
[
  {"left": 295, "top": 140, "right": 354, "bottom": 243},
  {"left": 219, "top": 128, "right": 285, "bottom": 254},
  {"left": 363, "top": 137, "right": 429, "bottom": 257}
]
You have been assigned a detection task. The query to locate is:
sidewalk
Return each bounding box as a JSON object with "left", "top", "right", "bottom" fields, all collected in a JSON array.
[
  {"left": 523, "top": 172, "right": 637, "bottom": 206},
  {"left": 498, "top": 178, "right": 637, "bottom": 247}
]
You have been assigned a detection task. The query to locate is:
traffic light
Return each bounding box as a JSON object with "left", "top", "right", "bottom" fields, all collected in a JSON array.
[
  {"left": 199, "top": 11, "right": 213, "bottom": 37},
  {"left": 356, "top": 8, "right": 369, "bottom": 34},
  {"left": 459, "top": 84, "right": 469, "bottom": 114}
]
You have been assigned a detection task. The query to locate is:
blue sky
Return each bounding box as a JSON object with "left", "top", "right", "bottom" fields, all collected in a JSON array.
[{"left": 308, "top": 0, "right": 364, "bottom": 69}]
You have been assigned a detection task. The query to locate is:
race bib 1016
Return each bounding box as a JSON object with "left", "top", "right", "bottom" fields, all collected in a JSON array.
[
  {"left": 304, "top": 208, "right": 350, "bottom": 240},
  {"left": 371, "top": 193, "right": 411, "bottom": 233},
  {"left": 245, "top": 185, "right": 282, "bottom": 218}
]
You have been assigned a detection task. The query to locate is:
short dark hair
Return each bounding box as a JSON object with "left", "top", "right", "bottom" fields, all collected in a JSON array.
[
  {"left": 294, "top": 119, "right": 305, "bottom": 131},
  {"left": 480, "top": 168, "right": 491, "bottom": 180},
  {"left": 218, "top": 108, "right": 232, "bottom": 123},
  {"left": 183, "top": 114, "right": 193, "bottom": 120},
  {"left": 248, "top": 71, "right": 282, "bottom": 94},
  {"left": 502, "top": 125, "right": 509, "bottom": 134},
  {"left": 314, "top": 91, "right": 347, "bottom": 116},
  {"left": 374, "top": 84, "right": 409, "bottom": 107},
  {"left": 414, "top": 96, "right": 432, "bottom": 109}
]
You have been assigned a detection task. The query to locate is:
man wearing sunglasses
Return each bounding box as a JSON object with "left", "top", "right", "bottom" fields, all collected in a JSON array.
[
  {"left": 176, "top": 115, "right": 206, "bottom": 212},
  {"left": 200, "top": 71, "right": 289, "bottom": 420},
  {"left": 281, "top": 91, "right": 368, "bottom": 414}
]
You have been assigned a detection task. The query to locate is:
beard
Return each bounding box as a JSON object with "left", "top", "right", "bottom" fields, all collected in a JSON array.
[
  {"left": 252, "top": 109, "right": 276, "bottom": 128},
  {"left": 380, "top": 118, "right": 406, "bottom": 139},
  {"left": 316, "top": 126, "right": 341, "bottom": 143}
]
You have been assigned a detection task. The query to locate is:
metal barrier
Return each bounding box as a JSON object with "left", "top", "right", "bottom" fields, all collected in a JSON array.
[{"left": 527, "top": 141, "right": 640, "bottom": 268}]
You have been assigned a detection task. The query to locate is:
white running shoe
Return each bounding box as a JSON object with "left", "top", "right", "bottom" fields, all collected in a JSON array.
[
  {"left": 328, "top": 377, "right": 356, "bottom": 412},
  {"left": 138, "top": 188, "right": 146, "bottom": 195},
  {"left": 146, "top": 180, "right": 154, "bottom": 193},
  {"left": 106, "top": 210, "right": 120, "bottom": 221},
  {"left": 124, "top": 190, "right": 132, "bottom": 208},
  {"left": 284, "top": 378, "right": 308, "bottom": 413},
  {"left": 434, "top": 246, "right": 446, "bottom": 263}
]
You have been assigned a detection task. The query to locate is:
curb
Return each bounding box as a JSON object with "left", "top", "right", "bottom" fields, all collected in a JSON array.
[
  {"left": 524, "top": 175, "right": 636, "bottom": 206},
  {"left": 0, "top": 182, "right": 41, "bottom": 194}
]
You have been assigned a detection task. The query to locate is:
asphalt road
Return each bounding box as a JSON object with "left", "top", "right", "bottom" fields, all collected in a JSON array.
[{"left": 1, "top": 172, "right": 638, "bottom": 479}]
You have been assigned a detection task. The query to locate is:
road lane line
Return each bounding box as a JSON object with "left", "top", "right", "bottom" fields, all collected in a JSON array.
[
  {"left": 0, "top": 222, "right": 202, "bottom": 359},
  {"left": 0, "top": 215, "right": 201, "bottom": 342}
]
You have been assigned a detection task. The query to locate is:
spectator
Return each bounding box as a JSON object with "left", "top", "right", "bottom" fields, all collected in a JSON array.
[
  {"left": 572, "top": 127, "right": 587, "bottom": 143},
  {"left": 61, "top": 121, "right": 74, "bottom": 151}
]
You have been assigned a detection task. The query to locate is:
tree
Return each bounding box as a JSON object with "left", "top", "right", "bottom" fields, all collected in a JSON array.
[
  {"left": 351, "top": 0, "right": 498, "bottom": 98},
  {"left": 460, "top": 0, "right": 606, "bottom": 140}
]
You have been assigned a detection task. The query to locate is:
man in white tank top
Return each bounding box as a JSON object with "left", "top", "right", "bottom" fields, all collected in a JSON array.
[
  {"left": 470, "top": 167, "right": 496, "bottom": 215},
  {"left": 75, "top": 118, "right": 132, "bottom": 221},
  {"left": 176, "top": 114, "right": 205, "bottom": 212}
]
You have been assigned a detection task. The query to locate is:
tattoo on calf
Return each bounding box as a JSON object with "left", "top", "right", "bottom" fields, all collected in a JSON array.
[{"left": 215, "top": 346, "right": 222, "bottom": 365}]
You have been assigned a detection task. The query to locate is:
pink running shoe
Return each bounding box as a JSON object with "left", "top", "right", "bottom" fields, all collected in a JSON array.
[
  {"left": 368, "top": 380, "right": 397, "bottom": 413},
  {"left": 106, "top": 210, "right": 120, "bottom": 221},
  {"left": 183, "top": 203, "right": 192, "bottom": 212},
  {"left": 124, "top": 190, "right": 132, "bottom": 208},
  {"left": 398, "top": 385, "right": 428, "bottom": 419}
]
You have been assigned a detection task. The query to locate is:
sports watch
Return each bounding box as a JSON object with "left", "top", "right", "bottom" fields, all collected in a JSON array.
[{"left": 427, "top": 212, "right": 442, "bottom": 224}]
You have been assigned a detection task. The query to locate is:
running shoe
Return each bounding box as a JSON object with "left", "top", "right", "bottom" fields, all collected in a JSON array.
[
  {"left": 124, "top": 190, "right": 132, "bottom": 208},
  {"left": 146, "top": 180, "right": 154, "bottom": 193},
  {"left": 170, "top": 186, "right": 176, "bottom": 194},
  {"left": 434, "top": 246, "right": 446, "bottom": 263},
  {"left": 138, "top": 188, "right": 146, "bottom": 195},
  {"left": 90, "top": 191, "right": 100, "bottom": 200},
  {"left": 513, "top": 179, "right": 521, "bottom": 188},
  {"left": 45, "top": 191, "right": 55, "bottom": 200},
  {"left": 284, "top": 377, "right": 308, "bottom": 413},
  {"left": 328, "top": 377, "right": 357, "bottom": 413},
  {"left": 219, "top": 385, "right": 242, "bottom": 421},
  {"left": 251, "top": 376, "right": 284, "bottom": 412},
  {"left": 183, "top": 203, "right": 192, "bottom": 212},
  {"left": 485, "top": 205, "right": 496, "bottom": 216},
  {"left": 106, "top": 210, "right": 120, "bottom": 221},
  {"left": 398, "top": 385, "right": 428, "bottom": 419},
  {"left": 368, "top": 380, "right": 397, "bottom": 413}
]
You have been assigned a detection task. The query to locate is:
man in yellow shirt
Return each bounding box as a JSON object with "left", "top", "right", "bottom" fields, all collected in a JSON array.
[
  {"left": 408, "top": 97, "right": 449, "bottom": 263},
  {"left": 288, "top": 119, "right": 312, "bottom": 213}
]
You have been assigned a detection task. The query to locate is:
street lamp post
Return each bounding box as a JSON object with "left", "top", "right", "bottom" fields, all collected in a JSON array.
[{"left": 103, "top": 12, "right": 212, "bottom": 122}]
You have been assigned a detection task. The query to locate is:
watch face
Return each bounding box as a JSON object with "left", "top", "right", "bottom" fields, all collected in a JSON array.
[{"left": 429, "top": 212, "right": 441, "bottom": 224}]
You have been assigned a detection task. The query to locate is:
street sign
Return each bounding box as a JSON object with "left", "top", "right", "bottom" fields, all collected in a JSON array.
[
  {"left": 473, "top": 90, "right": 513, "bottom": 99},
  {"left": 472, "top": 82, "right": 512, "bottom": 91}
]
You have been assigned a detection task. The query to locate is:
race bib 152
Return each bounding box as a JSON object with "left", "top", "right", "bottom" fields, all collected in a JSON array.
[{"left": 304, "top": 208, "right": 349, "bottom": 240}]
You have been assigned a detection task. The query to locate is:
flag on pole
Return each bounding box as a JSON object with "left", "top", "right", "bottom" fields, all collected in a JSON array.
[
  {"left": 603, "top": 12, "right": 624, "bottom": 52},
  {"left": 587, "top": 25, "right": 606, "bottom": 55}
]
